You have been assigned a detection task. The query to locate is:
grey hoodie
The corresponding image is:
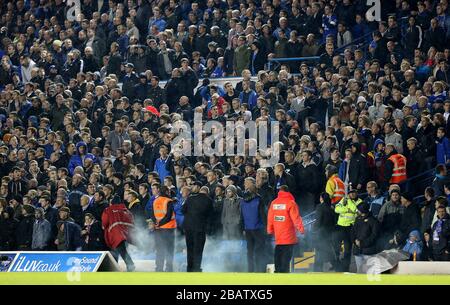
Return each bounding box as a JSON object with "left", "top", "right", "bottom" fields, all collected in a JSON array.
[
  {"left": 221, "top": 185, "right": 243, "bottom": 240},
  {"left": 32, "top": 216, "right": 52, "bottom": 250}
]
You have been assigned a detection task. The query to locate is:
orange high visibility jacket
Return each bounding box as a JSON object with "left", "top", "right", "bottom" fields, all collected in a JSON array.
[
  {"left": 388, "top": 154, "right": 407, "bottom": 184},
  {"left": 153, "top": 196, "right": 176, "bottom": 229},
  {"left": 267, "top": 191, "right": 305, "bottom": 245},
  {"left": 329, "top": 175, "right": 346, "bottom": 204}
]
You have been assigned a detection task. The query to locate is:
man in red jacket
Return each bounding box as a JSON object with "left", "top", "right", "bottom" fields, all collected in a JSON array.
[
  {"left": 102, "top": 195, "right": 136, "bottom": 272},
  {"left": 267, "top": 185, "right": 305, "bottom": 273}
]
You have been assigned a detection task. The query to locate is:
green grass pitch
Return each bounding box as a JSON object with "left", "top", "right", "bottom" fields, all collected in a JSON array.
[{"left": 1, "top": 272, "right": 449, "bottom": 285}]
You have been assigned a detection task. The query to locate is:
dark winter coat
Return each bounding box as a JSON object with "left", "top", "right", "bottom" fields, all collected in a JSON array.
[
  {"left": 82, "top": 220, "right": 106, "bottom": 251},
  {"left": 400, "top": 202, "right": 422, "bottom": 242},
  {"left": 57, "top": 221, "right": 82, "bottom": 251},
  {"left": 351, "top": 214, "right": 380, "bottom": 255},
  {"left": 0, "top": 215, "right": 18, "bottom": 250},
  {"left": 15, "top": 215, "right": 35, "bottom": 249},
  {"left": 182, "top": 193, "right": 214, "bottom": 233},
  {"left": 315, "top": 202, "right": 336, "bottom": 238},
  {"left": 431, "top": 213, "right": 450, "bottom": 256}
]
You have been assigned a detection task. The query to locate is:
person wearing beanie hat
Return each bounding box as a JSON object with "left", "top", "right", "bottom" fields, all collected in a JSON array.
[
  {"left": 399, "top": 192, "right": 421, "bottom": 244},
  {"left": 222, "top": 185, "right": 243, "bottom": 240},
  {"left": 286, "top": 109, "right": 297, "bottom": 120},
  {"left": 58, "top": 206, "right": 72, "bottom": 222},
  {"left": 325, "top": 164, "right": 346, "bottom": 204},
  {"left": 377, "top": 188, "right": 403, "bottom": 250},
  {"left": 352, "top": 201, "right": 380, "bottom": 259},
  {"left": 55, "top": 217, "right": 83, "bottom": 251},
  {"left": 22, "top": 204, "right": 35, "bottom": 215}
]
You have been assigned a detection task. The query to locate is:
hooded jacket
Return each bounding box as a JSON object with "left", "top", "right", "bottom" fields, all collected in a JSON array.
[
  {"left": 240, "top": 192, "right": 265, "bottom": 231},
  {"left": 68, "top": 141, "right": 97, "bottom": 176},
  {"left": 402, "top": 230, "right": 423, "bottom": 260},
  {"left": 436, "top": 136, "right": 450, "bottom": 165},
  {"left": 102, "top": 203, "right": 135, "bottom": 249},
  {"left": 267, "top": 191, "right": 305, "bottom": 245},
  {"left": 32, "top": 217, "right": 52, "bottom": 250},
  {"left": 221, "top": 185, "right": 243, "bottom": 239}
]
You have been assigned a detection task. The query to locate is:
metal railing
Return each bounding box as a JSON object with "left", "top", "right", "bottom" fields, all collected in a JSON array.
[
  {"left": 335, "top": 29, "right": 376, "bottom": 54},
  {"left": 267, "top": 56, "right": 320, "bottom": 71}
]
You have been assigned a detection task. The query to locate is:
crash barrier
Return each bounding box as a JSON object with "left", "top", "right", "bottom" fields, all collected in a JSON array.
[
  {"left": 267, "top": 56, "right": 320, "bottom": 71},
  {"left": 0, "top": 251, "right": 120, "bottom": 272},
  {"left": 391, "top": 261, "right": 450, "bottom": 275},
  {"left": 159, "top": 76, "right": 258, "bottom": 91}
]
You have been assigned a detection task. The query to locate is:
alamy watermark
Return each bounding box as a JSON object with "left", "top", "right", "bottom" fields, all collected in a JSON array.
[
  {"left": 170, "top": 113, "right": 281, "bottom": 167},
  {"left": 366, "top": 0, "right": 382, "bottom": 22}
]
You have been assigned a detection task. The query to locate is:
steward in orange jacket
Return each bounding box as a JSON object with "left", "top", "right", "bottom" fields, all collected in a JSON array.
[
  {"left": 267, "top": 186, "right": 305, "bottom": 273},
  {"left": 148, "top": 186, "right": 176, "bottom": 272},
  {"left": 384, "top": 144, "right": 407, "bottom": 189}
]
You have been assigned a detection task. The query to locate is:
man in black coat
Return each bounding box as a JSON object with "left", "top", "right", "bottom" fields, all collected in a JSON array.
[
  {"left": 423, "top": 18, "right": 446, "bottom": 52},
  {"left": 39, "top": 195, "right": 58, "bottom": 241},
  {"left": 15, "top": 204, "right": 35, "bottom": 250},
  {"left": 179, "top": 58, "right": 199, "bottom": 101},
  {"left": 157, "top": 41, "right": 176, "bottom": 80},
  {"left": 82, "top": 214, "right": 106, "bottom": 251},
  {"left": 164, "top": 69, "right": 186, "bottom": 112},
  {"left": 182, "top": 182, "right": 213, "bottom": 272},
  {"left": 196, "top": 24, "right": 212, "bottom": 57},
  {"left": 405, "top": 137, "right": 424, "bottom": 178},
  {"left": 431, "top": 205, "right": 450, "bottom": 261},
  {"left": 0, "top": 206, "right": 18, "bottom": 251},
  {"left": 121, "top": 63, "right": 139, "bottom": 100},
  {"left": 68, "top": 174, "right": 87, "bottom": 226},
  {"left": 314, "top": 193, "right": 336, "bottom": 271},
  {"left": 351, "top": 203, "right": 380, "bottom": 256},
  {"left": 274, "top": 163, "right": 298, "bottom": 197},
  {"left": 249, "top": 41, "right": 266, "bottom": 76},
  {"left": 342, "top": 144, "right": 367, "bottom": 191},
  {"left": 297, "top": 151, "right": 320, "bottom": 213},
  {"left": 148, "top": 76, "right": 167, "bottom": 108},
  {"left": 400, "top": 193, "right": 422, "bottom": 244},
  {"left": 93, "top": 190, "right": 109, "bottom": 221},
  {"left": 256, "top": 171, "right": 275, "bottom": 224}
]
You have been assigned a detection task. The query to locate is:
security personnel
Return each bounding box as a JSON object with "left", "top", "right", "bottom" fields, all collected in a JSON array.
[
  {"left": 385, "top": 143, "right": 407, "bottom": 187},
  {"left": 325, "top": 165, "right": 346, "bottom": 204},
  {"left": 333, "top": 189, "right": 362, "bottom": 272},
  {"left": 267, "top": 185, "right": 305, "bottom": 273},
  {"left": 149, "top": 185, "right": 176, "bottom": 272}
]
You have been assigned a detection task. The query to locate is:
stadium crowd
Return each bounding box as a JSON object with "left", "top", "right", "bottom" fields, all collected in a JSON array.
[{"left": 0, "top": 0, "right": 450, "bottom": 273}]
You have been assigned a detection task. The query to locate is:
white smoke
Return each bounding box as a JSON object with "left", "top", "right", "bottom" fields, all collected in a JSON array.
[{"left": 121, "top": 225, "right": 248, "bottom": 272}]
